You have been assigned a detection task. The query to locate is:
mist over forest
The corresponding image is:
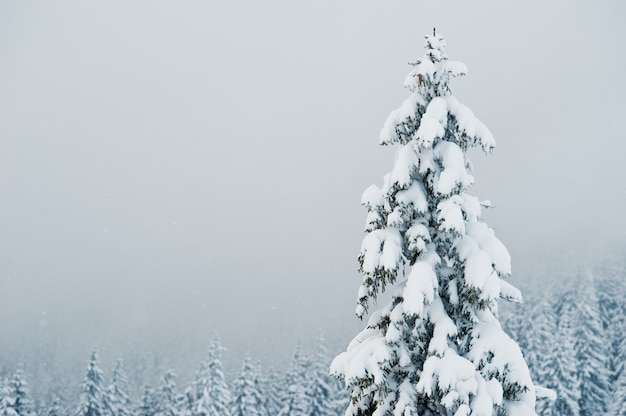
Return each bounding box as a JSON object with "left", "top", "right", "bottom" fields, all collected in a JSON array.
[{"left": 1, "top": 1, "right": 625, "bottom": 415}]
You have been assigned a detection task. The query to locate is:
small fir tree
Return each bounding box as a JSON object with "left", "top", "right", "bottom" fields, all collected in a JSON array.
[
  {"left": 105, "top": 358, "right": 131, "bottom": 416},
  {"left": 6, "top": 370, "right": 35, "bottom": 416},
  {"left": 574, "top": 272, "right": 610, "bottom": 414},
  {"left": 155, "top": 370, "right": 181, "bottom": 416},
  {"left": 613, "top": 331, "right": 626, "bottom": 416},
  {"left": 192, "top": 336, "right": 231, "bottom": 416},
  {"left": 307, "top": 333, "right": 343, "bottom": 415},
  {"left": 47, "top": 397, "right": 66, "bottom": 416},
  {"left": 137, "top": 385, "right": 157, "bottom": 416},
  {"left": 278, "top": 345, "right": 310, "bottom": 416},
  {"left": 331, "top": 31, "right": 538, "bottom": 415},
  {"left": 260, "top": 370, "right": 284, "bottom": 416},
  {"left": 230, "top": 357, "right": 267, "bottom": 416},
  {"left": 544, "top": 297, "right": 580, "bottom": 416},
  {"left": 76, "top": 350, "right": 107, "bottom": 416},
  {"left": 0, "top": 377, "right": 19, "bottom": 416}
]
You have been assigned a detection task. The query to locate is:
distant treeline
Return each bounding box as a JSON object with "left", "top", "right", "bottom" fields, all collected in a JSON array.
[
  {"left": 501, "top": 260, "right": 626, "bottom": 415},
  {"left": 2, "top": 259, "right": 625, "bottom": 416},
  {"left": 0, "top": 335, "right": 347, "bottom": 416}
]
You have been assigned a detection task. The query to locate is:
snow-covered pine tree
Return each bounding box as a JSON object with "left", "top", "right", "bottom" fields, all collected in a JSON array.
[
  {"left": 307, "top": 333, "right": 344, "bottom": 415},
  {"left": 331, "top": 31, "right": 538, "bottom": 415},
  {"left": 230, "top": 357, "right": 267, "bottom": 416},
  {"left": 590, "top": 264, "right": 626, "bottom": 416},
  {"left": 105, "top": 358, "right": 131, "bottom": 416},
  {"left": 47, "top": 397, "right": 66, "bottom": 416},
  {"left": 5, "top": 370, "right": 35, "bottom": 416},
  {"left": 613, "top": 331, "right": 626, "bottom": 416},
  {"left": 0, "top": 377, "right": 18, "bottom": 416},
  {"left": 76, "top": 350, "right": 107, "bottom": 416},
  {"left": 524, "top": 298, "right": 557, "bottom": 398},
  {"left": 192, "top": 336, "right": 231, "bottom": 416},
  {"left": 573, "top": 271, "right": 610, "bottom": 415},
  {"left": 278, "top": 345, "right": 310, "bottom": 416},
  {"left": 259, "top": 369, "right": 283, "bottom": 416},
  {"left": 542, "top": 292, "right": 580, "bottom": 416},
  {"left": 137, "top": 385, "right": 157, "bottom": 416},
  {"left": 155, "top": 370, "right": 181, "bottom": 416}
]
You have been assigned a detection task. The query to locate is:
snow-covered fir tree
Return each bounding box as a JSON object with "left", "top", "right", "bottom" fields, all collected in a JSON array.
[
  {"left": 155, "top": 370, "right": 181, "bottom": 416},
  {"left": 105, "top": 358, "right": 131, "bottom": 416},
  {"left": 331, "top": 31, "right": 539, "bottom": 415},
  {"left": 574, "top": 271, "right": 609, "bottom": 415},
  {"left": 260, "top": 370, "right": 283, "bottom": 416},
  {"left": 192, "top": 336, "right": 231, "bottom": 416},
  {"left": 278, "top": 345, "right": 310, "bottom": 416},
  {"left": 230, "top": 357, "right": 267, "bottom": 416},
  {"left": 47, "top": 397, "right": 66, "bottom": 416},
  {"left": 0, "top": 377, "right": 18, "bottom": 416},
  {"left": 613, "top": 331, "right": 626, "bottom": 416},
  {"left": 137, "top": 385, "right": 157, "bottom": 416},
  {"left": 523, "top": 300, "right": 557, "bottom": 416},
  {"left": 307, "top": 334, "right": 344, "bottom": 415},
  {"left": 4, "top": 370, "right": 35, "bottom": 416},
  {"left": 76, "top": 350, "right": 107, "bottom": 416},
  {"left": 539, "top": 292, "right": 579, "bottom": 416}
]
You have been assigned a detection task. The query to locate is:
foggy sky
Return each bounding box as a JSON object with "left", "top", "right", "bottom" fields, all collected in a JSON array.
[{"left": 0, "top": 0, "right": 625, "bottom": 380}]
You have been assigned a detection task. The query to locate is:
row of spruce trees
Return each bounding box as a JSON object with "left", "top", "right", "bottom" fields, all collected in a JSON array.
[
  {"left": 0, "top": 336, "right": 348, "bottom": 416},
  {"left": 1, "top": 260, "right": 625, "bottom": 416},
  {"left": 501, "top": 260, "right": 626, "bottom": 416}
]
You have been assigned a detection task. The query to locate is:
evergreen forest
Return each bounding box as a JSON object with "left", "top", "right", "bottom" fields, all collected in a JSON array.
[{"left": 1, "top": 256, "right": 625, "bottom": 415}]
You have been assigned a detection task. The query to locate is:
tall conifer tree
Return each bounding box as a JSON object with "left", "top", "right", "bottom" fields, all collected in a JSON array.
[
  {"left": 573, "top": 272, "right": 609, "bottom": 415},
  {"left": 192, "top": 336, "right": 231, "bottom": 416},
  {"left": 105, "top": 358, "right": 131, "bottom": 416},
  {"left": 76, "top": 350, "right": 107, "bottom": 416},
  {"left": 155, "top": 370, "right": 181, "bottom": 416},
  {"left": 230, "top": 357, "right": 267, "bottom": 416},
  {"left": 278, "top": 345, "right": 310, "bottom": 416},
  {"left": 332, "top": 31, "right": 538, "bottom": 415}
]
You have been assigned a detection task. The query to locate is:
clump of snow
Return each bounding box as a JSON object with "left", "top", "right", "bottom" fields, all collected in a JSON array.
[
  {"left": 390, "top": 143, "right": 420, "bottom": 188},
  {"left": 427, "top": 297, "right": 457, "bottom": 356},
  {"left": 466, "top": 221, "right": 511, "bottom": 277},
  {"left": 361, "top": 185, "right": 383, "bottom": 209},
  {"left": 442, "top": 60, "right": 468, "bottom": 77},
  {"left": 535, "top": 386, "right": 557, "bottom": 401},
  {"left": 395, "top": 181, "right": 428, "bottom": 214},
  {"left": 415, "top": 97, "right": 447, "bottom": 149},
  {"left": 437, "top": 195, "right": 465, "bottom": 236},
  {"left": 330, "top": 324, "right": 391, "bottom": 386},
  {"left": 360, "top": 229, "right": 403, "bottom": 275},
  {"left": 417, "top": 348, "right": 477, "bottom": 405},
  {"left": 406, "top": 222, "right": 430, "bottom": 254},
  {"left": 379, "top": 94, "right": 426, "bottom": 145},
  {"left": 434, "top": 141, "right": 474, "bottom": 196},
  {"left": 402, "top": 251, "right": 440, "bottom": 317},
  {"left": 499, "top": 280, "right": 523, "bottom": 303}
]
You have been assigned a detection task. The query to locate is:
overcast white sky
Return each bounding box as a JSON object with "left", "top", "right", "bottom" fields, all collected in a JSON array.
[{"left": 0, "top": 0, "right": 624, "bottom": 379}]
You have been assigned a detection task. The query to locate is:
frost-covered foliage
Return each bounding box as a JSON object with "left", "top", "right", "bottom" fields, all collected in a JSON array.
[
  {"left": 230, "top": 357, "right": 267, "bottom": 416},
  {"left": 192, "top": 336, "right": 231, "bottom": 416},
  {"left": 76, "top": 351, "right": 107, "bottom": 416},
  {"left": 331, "top": 32, "right": 538, "bottom": 415}
]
